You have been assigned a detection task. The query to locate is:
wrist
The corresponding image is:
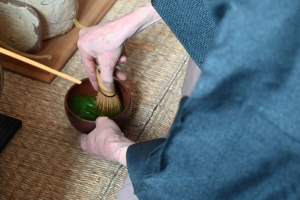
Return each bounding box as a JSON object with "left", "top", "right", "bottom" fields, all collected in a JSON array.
[
  {"left": 114, "top": 1, "right": 162, "bottom": 42},
  {"left": 113, "top": 136, "right": 135, "bottom": 166}
]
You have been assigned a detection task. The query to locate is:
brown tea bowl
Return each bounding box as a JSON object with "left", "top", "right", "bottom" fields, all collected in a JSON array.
[{"left": 64, "top": 78, "right": 132, "bottom": 133}]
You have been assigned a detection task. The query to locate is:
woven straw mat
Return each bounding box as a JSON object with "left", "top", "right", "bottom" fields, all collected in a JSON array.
[{"left": 0, "top": 0, "right": 188, "bottom": 199}]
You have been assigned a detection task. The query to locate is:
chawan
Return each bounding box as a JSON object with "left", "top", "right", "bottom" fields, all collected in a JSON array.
[{"left": 64, "top": 78, "right": 132, "bottom": 133}]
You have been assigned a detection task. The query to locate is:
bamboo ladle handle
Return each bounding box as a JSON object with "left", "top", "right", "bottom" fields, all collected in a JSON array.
[
  {"left": 0, "top": 47, "right": 82, "bottom": 84},
  {"left": 126, "top": 40, "right": 155, "bottom": 51}
]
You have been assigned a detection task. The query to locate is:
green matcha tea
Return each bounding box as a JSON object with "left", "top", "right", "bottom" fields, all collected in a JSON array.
[
  {"left": 70, "top": 94, "right": 124, "bottom": 120},
  {"left": 70, "top": 95, "right": 98, "bottom": 121}
]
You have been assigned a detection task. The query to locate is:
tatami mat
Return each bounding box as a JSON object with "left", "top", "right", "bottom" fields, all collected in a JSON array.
[{"left": 0, "top": 0, "right": 188, "bottom": 199}]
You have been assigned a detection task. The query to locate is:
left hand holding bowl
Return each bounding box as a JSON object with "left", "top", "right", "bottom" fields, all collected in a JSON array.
[{"left": 80, "top": 117, "right": 134, "bottom": 166}]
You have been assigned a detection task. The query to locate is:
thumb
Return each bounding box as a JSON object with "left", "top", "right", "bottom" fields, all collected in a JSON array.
[
  {"left": 97, "top": 59, "right": 116, "bottom": 90},
  {"left": 79, "top": 134, "right": 88, "bottom": 151}
]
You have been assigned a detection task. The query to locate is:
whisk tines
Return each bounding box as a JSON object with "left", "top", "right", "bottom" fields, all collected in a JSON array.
[{"left": 95, "top": 67, "right": 122, "bottom": 118}]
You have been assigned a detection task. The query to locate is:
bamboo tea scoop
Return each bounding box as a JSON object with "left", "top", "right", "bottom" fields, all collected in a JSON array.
[{"left": 0, "top": 47, "right": 81, "bottom": 84}]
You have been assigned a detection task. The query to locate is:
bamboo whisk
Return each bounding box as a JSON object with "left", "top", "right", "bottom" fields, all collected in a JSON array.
[{"left": 95, "top": 67, "right": 122, "bottom": 118}]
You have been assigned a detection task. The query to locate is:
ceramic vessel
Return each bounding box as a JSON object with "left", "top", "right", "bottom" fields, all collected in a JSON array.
[
  {"left": 18, "top": 0, "right": 79, "bottom": 40},
  {"left": 0, "top": 59, "right": 3, "bottom": 98},
  {"left": 64, "top": 78, "right": 132, "bottom": 133}
]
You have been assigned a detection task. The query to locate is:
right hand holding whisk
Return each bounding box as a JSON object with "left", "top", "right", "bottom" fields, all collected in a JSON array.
[
  {"left": 77, "top": 2, "right": 162, "bottom": 91},
  {"left": 77, "top": 21, "right": 127, "bottom": 91}
]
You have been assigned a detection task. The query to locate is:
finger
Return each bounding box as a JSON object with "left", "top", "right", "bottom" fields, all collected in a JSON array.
[
  {"left": 79, "top": 51, "right": 99, "bottom": 91},
  {"left": 97, "top": 57, "right": 116, "bottom": 89},
  {"left": 113, "top": 68, "right": 127, "bottom": 80},
  {"left": 84, "top": 61, "right": 98, "bottom": 91},
  {"left": 86, "top": 66, "right": 98, "bottom": 91},
  {"left": 79, "top": 134, "right": 88, "bottom": 151},
  {"left": 95, "top": 117, "right": 121, "bottom": 133},
  {"left": 95, "top": 116, "right": 110, "bottom": 125},
  {"left": 118, "top": 55, "right": 127, "bottom": 64}
]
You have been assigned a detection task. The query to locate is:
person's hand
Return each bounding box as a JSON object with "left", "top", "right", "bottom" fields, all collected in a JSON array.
[
  {"left": 77, "top": 1, "right": 162, "bottom": 91},
  {"left": 77, "top": 21, "right": 127, "bottom": 91},
  {"left": 80, "top": 117, "right": 134, "bottom": 166}
]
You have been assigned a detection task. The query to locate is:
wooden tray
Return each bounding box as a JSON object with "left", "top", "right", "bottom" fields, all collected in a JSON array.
[{"left": 0, "top": 0, "right": 116, "bottom": 84}]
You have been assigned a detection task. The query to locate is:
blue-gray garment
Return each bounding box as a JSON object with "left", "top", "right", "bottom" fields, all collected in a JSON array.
[{"left": 126, "top": 0, "right": 300, "bottom": 199}]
